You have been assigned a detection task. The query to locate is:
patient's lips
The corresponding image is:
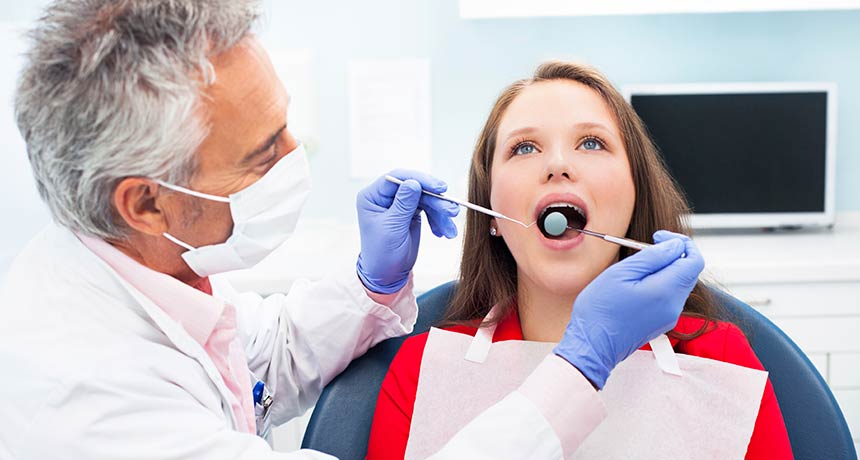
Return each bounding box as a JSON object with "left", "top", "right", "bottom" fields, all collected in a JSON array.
[{"left": 537, "top": 203, "right": 587, "bottom": 240}]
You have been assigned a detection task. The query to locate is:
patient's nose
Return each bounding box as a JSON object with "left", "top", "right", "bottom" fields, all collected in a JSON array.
[{"left": 543, "top": 147, "right": 577, "bottom": 183}]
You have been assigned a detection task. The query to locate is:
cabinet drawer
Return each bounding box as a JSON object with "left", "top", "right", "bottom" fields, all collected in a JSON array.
[
  {"left": 768, "top": 317, "right": 860, "bottom": 353},
  {"left": 830, "top": 353, "right": 860, "bottom": 388},
  {"left": 806, "top": 352, "right": 830, "bottom": 383},
  {"left": 721, "top": 282, "right": 860, "bottom": 317}
]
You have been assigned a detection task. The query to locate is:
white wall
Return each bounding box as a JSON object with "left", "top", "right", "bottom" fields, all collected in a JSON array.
[{"left": 0, "top": 13, "right": 51, "bottom": 277}]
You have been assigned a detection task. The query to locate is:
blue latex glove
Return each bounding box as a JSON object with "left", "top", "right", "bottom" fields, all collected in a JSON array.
[
  {"left": 356, "top": 169, "right": 460, "bottom": 294},
  {"left": 554, "top": 231, "right": 705, "bottom": 389}
]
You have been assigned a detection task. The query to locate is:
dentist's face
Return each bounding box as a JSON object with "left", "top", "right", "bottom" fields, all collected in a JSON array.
[
  {"left": 159, "top": 36, "right": 298, "bottom": 260},
  {"left": 490, "top": 80, "right": 636, "bottom": 298}
]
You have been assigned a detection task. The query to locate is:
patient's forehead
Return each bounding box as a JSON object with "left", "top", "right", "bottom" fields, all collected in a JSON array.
[{"left": 497, "top": 80, "right": 620, "bottom": 141}]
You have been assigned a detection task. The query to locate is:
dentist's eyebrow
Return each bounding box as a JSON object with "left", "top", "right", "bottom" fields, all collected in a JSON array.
[{"left": 240, "top": 123, "right": 287, "bottom": 166}]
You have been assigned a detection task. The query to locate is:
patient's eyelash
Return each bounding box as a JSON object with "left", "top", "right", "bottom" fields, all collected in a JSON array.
[
  {"left": 578, "top": 134, "right": 608, "bottom": 151},
  {"left": 510, "top": 138, "right": 540, "bottom": 156}
]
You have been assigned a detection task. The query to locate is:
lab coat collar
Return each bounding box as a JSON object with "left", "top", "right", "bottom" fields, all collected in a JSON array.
[
  {"left": 75, "top": 232, "right": 225, "bottom": 348},
  {"left": 57, "top": 226, "right": 240, "bottom": 429}
]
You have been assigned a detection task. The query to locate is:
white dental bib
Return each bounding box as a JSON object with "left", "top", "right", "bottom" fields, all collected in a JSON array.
[{"left": 405, "top": 305, "right": 768, "bottom": 460}]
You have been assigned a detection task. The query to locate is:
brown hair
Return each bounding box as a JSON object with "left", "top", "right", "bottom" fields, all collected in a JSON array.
[{"left": 443, "top": 61, "right": 719, "bottom": 340}]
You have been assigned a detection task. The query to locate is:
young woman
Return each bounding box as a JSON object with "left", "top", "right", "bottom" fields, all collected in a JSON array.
[{"left": 366, "top": 61, "right": 793, "bottom": 459}]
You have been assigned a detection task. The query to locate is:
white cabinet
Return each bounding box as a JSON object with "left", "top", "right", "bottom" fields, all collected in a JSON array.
[{"left": 721, "top": 282, "right": 860, "bottom": 353}]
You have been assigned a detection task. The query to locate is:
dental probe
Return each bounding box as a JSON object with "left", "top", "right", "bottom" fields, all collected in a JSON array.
[{"left": 384, "top": 175, "right": 534, "bottom": 228}]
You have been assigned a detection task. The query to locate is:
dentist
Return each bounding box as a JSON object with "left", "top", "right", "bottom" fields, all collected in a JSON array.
[{"left": 0, "top": 1, "right": 704, "bottom": 459}]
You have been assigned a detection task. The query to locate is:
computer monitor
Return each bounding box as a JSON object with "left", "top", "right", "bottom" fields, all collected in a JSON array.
[{"left": 623, "top": 82, "right": 837, "bottom": 230}]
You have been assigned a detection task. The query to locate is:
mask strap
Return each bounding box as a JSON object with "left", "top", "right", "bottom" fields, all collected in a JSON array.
[
  {"left": 153, "top": 179, "right": 231, "bottom": 203},
  {"left": 162, "top": 232, "right": 196, "bottom": 251}
]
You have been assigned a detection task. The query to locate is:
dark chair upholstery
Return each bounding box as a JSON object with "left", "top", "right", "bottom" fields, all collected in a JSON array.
[{"left": 302, "top": 282, "right": 857, "bottom": 460}]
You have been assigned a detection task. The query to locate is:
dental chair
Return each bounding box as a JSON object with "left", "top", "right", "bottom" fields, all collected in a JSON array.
[{"left": 301, "top": 281, "right": 857, "bottom": 460}]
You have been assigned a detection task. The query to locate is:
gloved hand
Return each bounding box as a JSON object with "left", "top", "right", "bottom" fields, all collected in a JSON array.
[
  {"left": 356, "top": 169, "right": 460, "bottom": 294},
  {"left": 554, "top": 231, "right": 705, "bottom": 389}
]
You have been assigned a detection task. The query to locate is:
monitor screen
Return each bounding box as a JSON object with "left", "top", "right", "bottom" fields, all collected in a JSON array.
[{"left": 630, "top": 91, "right": 829, "bottom": 219}]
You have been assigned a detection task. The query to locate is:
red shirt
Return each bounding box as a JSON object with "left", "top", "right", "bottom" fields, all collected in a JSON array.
[{"left": 367, "top": 310, "right": 793, "bottom": 460}]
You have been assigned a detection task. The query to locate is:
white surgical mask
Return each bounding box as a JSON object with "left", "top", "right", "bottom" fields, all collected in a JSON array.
[{"left": 154, "top": 143, "right": 311, "bottom": 277}]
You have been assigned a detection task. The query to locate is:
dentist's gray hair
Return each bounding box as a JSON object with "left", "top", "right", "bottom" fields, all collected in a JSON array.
[{"left": 14, "top": 0, "right": 260, "bottom": 239}]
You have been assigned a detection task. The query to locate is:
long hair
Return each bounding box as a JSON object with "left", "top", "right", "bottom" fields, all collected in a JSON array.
[{"left": 443, "top": 61, "right": 719, "bottom": 340}]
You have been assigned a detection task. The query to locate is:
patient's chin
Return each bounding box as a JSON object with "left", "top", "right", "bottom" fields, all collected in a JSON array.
[{"left": 525, "top": 264, "right": 595, "bottom": 298}]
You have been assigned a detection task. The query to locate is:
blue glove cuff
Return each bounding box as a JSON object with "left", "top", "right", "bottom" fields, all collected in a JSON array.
[
  {"left": 553, "top": 342, "right": 613, "bottom": 390},
  {"left": 355, "top": 259, "right": 409, "bottom": 295}
]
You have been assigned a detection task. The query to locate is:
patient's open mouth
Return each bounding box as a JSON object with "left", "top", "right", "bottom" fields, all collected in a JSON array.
[{"left": 537, "top": 204, "right": 587, "bottom": 239}]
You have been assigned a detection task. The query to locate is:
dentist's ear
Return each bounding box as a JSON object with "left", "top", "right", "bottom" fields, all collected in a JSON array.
[{"left": 113, "top": 178, "right": 170, "bottom": 237}]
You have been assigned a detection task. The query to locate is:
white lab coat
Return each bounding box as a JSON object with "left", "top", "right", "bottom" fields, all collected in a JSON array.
[{"left": 0, "top": 224, "right": 591, "bottom": 459}]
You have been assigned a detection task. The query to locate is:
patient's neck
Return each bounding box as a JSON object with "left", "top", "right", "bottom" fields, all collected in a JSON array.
[{"left": 516, "top": 274, "right": 581, "bottom": 343}]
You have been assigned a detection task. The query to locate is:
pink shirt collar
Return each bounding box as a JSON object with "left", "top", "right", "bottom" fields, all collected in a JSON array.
[{"left": 75, "top": 232, "right": 224, "bottom": 347}]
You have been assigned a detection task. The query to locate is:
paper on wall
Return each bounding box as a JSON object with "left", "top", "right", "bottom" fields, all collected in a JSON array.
[{"left": 348, "top": 58, "right": 431, "bottom": 179}]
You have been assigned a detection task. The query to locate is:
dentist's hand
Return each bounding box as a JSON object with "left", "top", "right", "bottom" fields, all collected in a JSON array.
[
  {"left": 554, "top": 231, "right": 705, "bottom": 389},
  {"left": 356, "top": 170, "right": 460, "bottom": 294}
]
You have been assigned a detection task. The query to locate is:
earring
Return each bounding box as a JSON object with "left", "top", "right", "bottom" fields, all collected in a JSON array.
[{"left": 489, "top": 227, "right": 497, "bottom": 236}]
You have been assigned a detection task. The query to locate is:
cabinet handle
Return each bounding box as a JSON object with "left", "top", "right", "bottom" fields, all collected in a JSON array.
[{"left": 743, "top": 297, "right": 773, "bottom": 307}]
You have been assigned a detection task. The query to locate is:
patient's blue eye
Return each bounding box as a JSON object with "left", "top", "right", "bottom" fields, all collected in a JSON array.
[
  {"left": 513, "top": 142, "right": 537, "bottom": 155},
  {"left": 581, "top": 137, "right": 605, "bottom": 151}
]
